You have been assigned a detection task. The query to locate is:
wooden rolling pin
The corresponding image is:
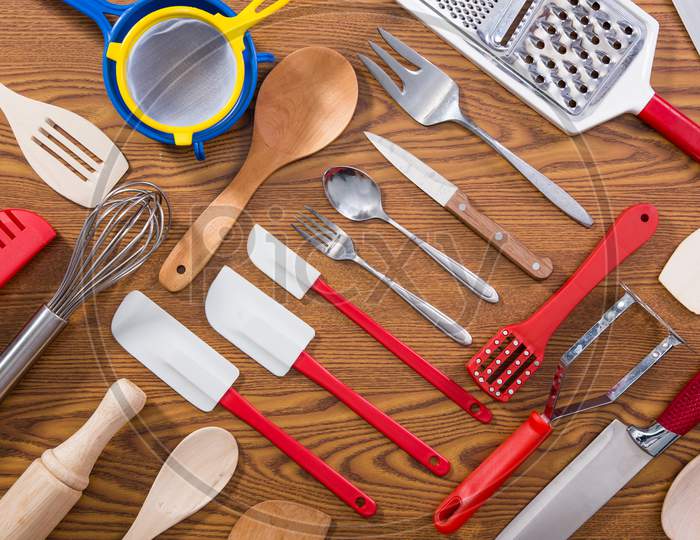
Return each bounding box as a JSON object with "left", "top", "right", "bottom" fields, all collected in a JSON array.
[{"left": 0, "top": 379, "right": 146, "bottom": 540}]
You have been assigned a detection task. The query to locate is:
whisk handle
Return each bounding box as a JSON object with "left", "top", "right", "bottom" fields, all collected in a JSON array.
[{"left": 0, "top": 306, "right": 67, "bottom": 402}]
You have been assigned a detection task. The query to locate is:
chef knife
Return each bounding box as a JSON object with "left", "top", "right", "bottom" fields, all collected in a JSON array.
[
  {"left": 673, "top": 0, "right": 700, "bottom": 56},
  {"left": 495, "top": 369, "right": 700, "bottom": 540},
  {"left": 247, "top": 224, "right": 491, "bottom": 423},
  {"left": 365, "top": 131, "right": 561, "bottom": 280}
]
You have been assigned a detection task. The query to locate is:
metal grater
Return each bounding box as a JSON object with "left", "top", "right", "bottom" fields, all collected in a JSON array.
[{"left": 418, "top": 0, "right": 644, "bottom": 116}]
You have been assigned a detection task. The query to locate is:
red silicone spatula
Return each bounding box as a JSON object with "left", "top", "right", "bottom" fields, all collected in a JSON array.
[
  {"left": 0, "top": 209, "right": 55, "bottom": 287},
  {"left": 467, "top": 204, "right": 658, "bottom": 402}
]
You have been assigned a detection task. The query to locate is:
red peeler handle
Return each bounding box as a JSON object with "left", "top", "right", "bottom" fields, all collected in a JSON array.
[
  {"left": 311, "top": 278, "right": 492, "bottom": 424},
  {"left": 294, "top": 351, "right": 450, "bottom": 476},
  {"left": 638, "top": 94, "right": 700, "bottom": 162},
  {"left": 219, "top": 388, "right": 376, "bottom": 517},
  {"left": 658, "top": 370, "right": 700, "bottom": 436},
  {"left": 433, "top": 412, "right": 552, "bottom": 534},
  {"left": 526, "top": 204, "right": 658, "bottom": 343}
]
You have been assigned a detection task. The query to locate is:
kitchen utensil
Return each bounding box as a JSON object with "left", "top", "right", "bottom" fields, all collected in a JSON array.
[
  {"left": 293, "top": 206, "right": 472, "bottom": 345},
  {"left": 0, "top": 83, "right": 128, "bottom": 207},
  {"left": 124, "top": 427, "right": 238, "bottom": 540},
  {"left": 323, "top": 166, "right": 498, "bottom": 302},
  {"left": 434, "top": 283, "right": 684, "bottom": 533},
  {"left": 359, "top": 28, "right": 593, "bottom": 227},
  {"left": 395, "top": 1, "right": 700, "bottom": 161},
  {"left": 247, "top": 224, "right": 491, "bottom": 422},
  {"left": 111, "top": 291, "right": 376, "bottom": 517},
  {"left": 228, "top": 500, "right": 331, "bottom": 539},
  {"left": 467, "top": 203, "right": 658, "bottom": 401},
  {"left": 660, "top": 229, "right": 700, "bottom": 315},
  {"left": 63, "top": 0, "right": 283, "bottom": 159},
  {"left": 673, "top": 0, "right": 700, "bottom": 56},
  {"left": 0, "top": 209, "right": 55, "bottom": 288},
  {"left": 0, "top": 379, "right": 146, "bottom": 540},
  {"left": 206, "top": 266, "right": 451, "bottom": 476},
  {"left": 364, "top": 132, "right": 555, "bottom": 279},
  {"left": 0, "top": 182, "right": 169, "bottom": 403},
  {"left": 662, "top": 454, "right": 700, "bottom": 540},
  {"left": 494, "top": 368, "right": 700, "bottom": 540},
  {"left": 159, "top": 47, "right": 358, "bottom": 291}
]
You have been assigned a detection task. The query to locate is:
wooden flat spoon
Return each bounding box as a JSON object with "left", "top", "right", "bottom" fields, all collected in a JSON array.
[
  {"left": 123, "top": 427, "right": 238, "bottom": 540},
  {"left": 662, "top": 454, "right": 700, "bottom": 540},
  {"left": 229, "top": 500, "right": 331, "bottom": 540},
  {"left": 159, "top": 47, "right": 359, "bottom": 292}
]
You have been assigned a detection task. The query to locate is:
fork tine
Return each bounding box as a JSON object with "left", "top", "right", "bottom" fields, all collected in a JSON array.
[
  {"left": 367, "top": 40, "right": 413, "bottom": 85},
  {"left": 303, "top": 206, "right": 346, "bottom": 236},
  {"left": 358, "top": 53, "right": 404, "bottom": 103},
  {"left": 292, "top": 223, "right": 327, "bottom": 252},
  {"left": 296, "top": 213, "right": 334, "bottom": 244},
  {"left": 378, "top": 27, "right": 431, "bottom": 70}
]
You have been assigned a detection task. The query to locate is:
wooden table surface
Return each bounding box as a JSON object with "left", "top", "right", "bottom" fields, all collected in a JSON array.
[{"left": 0, "top": 0, "right": 698, "bottom": 538}]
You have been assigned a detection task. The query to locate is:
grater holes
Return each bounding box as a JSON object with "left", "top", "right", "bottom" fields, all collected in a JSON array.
[{"left": 567, "top": 98, "right": 577, "bottom": 108}]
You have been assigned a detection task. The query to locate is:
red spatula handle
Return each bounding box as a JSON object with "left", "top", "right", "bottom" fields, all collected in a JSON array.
[
  {"left": 311, "top": 278, "right": 492, "bottom": 424},
  {"left": 433, "top": 412, "right": 552, "bottom": 534},
  {"left": 219, "top": 388, "right": 376, "bottom": 517},
  {"left": 525, "top": 204, "right": 658, "bottom": 345},
  {"left": 658, "top": 370, "right": 700, "bottom": 436},
  {"left": 638, "top": 94, "right": 700, "bottom": 162},
  {"left": 294, "top": 351, "right": 450, "bottom": 476}
]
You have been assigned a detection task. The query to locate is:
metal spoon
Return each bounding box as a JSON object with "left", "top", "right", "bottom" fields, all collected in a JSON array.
[{"left": 323, "top": 166, "right": 499, "bottom": 303}]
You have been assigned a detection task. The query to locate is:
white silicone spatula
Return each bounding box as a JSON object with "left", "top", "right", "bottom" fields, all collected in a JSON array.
[
  {"left": 0, "top": 83, "right": 128, "bottom": 207},
  {"left": 660, "top": 229, "right": 700, "bottom": 315},
  {"left": 124, "top": 427, "right": 238, "bottom": 540}
]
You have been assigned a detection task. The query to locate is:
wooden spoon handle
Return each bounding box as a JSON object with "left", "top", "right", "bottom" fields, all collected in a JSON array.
[{"left": 445, "top": 191, "right": 553, "bottom": 280}]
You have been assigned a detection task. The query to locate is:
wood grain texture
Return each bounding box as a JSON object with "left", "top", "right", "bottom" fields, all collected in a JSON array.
[{"left": 0, "top": 0, "right": 698, "bottom": 538}]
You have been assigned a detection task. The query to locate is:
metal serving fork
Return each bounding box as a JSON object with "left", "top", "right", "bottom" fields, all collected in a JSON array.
[
  {"left": 358, "top": 28, "right": 593, "bottom": 228},
  {"left": 293, "top": 206, "right": 472, "bottom": 346}
]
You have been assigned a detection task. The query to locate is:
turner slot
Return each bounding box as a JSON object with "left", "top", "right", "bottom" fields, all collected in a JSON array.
[
  {"left": 49, "top": 120, "right": 103, "bottom": 165},
  {"left": 32, "top": 133, "right": 88, "bottom": 182},
  {"left": 5, "top": 210, "right": 25, "bottom": 231}
]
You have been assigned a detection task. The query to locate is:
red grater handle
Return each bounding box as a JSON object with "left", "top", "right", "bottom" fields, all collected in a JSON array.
[
  {"left": 638, "top": 94, "right": 700, "bottom": 162},
  {"left": 658, "top": 370, "right": 700, "bottom": 436},
  {"left": 219, "top": 388, "right": 376, "bottom": 517},
  {"left": 433, "top": 412, "right": 552, "bottom": 534},
  {"left": 523, "top": 204, "right": 658, "bottom": 347},
  {"left": 311, "top": 278, "right": 492, "bottom": 423}
]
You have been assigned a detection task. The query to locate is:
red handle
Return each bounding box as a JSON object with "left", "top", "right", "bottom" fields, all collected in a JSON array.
[
  {"left": 311, "top": 279, "right": 492, "bottom": 424},
  {"left": 524, "top": 204, "right": 658, "bottom": 347},
  {"left": 638, "top": 94, "right": 700, "bottom": 162},
  {"left": 218, "top": 388, "right": 376, "bottom": 517},
  {"left": 433, "top": 412, "right": 553, "bottom": 534},
  {"left": 658, "top": 371, "right": 700, "bottom": 436},
  {"left": 294, "top": 351, "right": 450, "bottom": 476}
]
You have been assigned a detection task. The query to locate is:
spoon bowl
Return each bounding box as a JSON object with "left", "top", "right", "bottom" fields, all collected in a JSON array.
[{"left": 323, "top": 166, "right": 388, "bottom": 222}]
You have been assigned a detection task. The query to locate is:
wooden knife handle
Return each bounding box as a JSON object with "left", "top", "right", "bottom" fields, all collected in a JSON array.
[
  {"left": 445, "top": 191, "right": 553, "bottom": 280},
  {"left": 0, "top": 379, "right": 146, "bottom": 540}
]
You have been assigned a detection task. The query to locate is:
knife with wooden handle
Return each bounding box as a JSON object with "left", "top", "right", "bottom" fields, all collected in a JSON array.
[{"left": 365, "top": 132, "right": 554, "bottom": 280}]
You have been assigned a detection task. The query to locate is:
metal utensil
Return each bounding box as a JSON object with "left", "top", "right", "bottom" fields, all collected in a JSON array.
[
  {"left": 364, "top": 132, "right": 554, "bottom": 279},
  {"left": 322, "top": 166, "right": 498, "bottom": 302},
  {"left": 395, "top": 0, "right": 700, "bottom": 160},
  {"left": 293, "top": 206, "right": 472, "bottom": 345},
  {"left": 0, "top": 182, "right": 170, "bottom": 402},
  {"left": 247, "top": 224, "right": 491, "bottom": 422},
  {"left": 0, "top": 209, "right": 55, "bottom": 288},
  {"left": 205, "top": 266, "right": 451, "bottom": 476},
  {"left": 359, "top": 28, "right": 593, "bottom": 227},
  {"left": 494, "top": 368, "right": 700, "bottom": 540},
  {"left": 673, "top": 0, "right": 700, "bottom": 56},
  {"left": 434, "top": 283, "right": 685, "bottom": 533},
  {"left": 111, "top": 290, "right": 376, "bottom": 517},
  {"left": 466, "top": 204, "right": 658, "bottom": 401}
]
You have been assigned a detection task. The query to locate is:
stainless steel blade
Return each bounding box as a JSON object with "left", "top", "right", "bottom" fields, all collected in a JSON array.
[
  {"left": 673, "top": 0, "right": 700, "bottom": 56},
  {"left": 496, "top": 419, "right": 653, "bottom": 540},
  {"left": 365, "top": 131, "right": 457, "bottom": 206}
]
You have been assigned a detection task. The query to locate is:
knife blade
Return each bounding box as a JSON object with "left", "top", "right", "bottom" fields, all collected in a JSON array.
[
  {"left": 365, "top": 132, "right": 554, "bottom": 280},
  {"left": 495, "top": 370, "right": 700, "bottom": 540},
  {"left": 673, "top": 0, "right": 700, "bottom": 56}
]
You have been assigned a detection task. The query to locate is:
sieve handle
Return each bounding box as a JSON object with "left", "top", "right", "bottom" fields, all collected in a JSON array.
[
  {"left": 62, "top": 0, "right": 128, "bottom": 41},
  {"left": 220, "top": 0, "right": 291, "bottom": 34}
]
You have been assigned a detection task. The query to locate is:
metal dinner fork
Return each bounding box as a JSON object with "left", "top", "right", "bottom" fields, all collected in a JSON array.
[
  {"left": 293, "top": 206, "right": 472, "bottom": 346},
  {"left": 358, "top": 28, "right": 593, "bottom": 228}
]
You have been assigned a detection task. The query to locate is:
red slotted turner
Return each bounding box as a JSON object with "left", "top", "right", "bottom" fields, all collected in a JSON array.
[
  {"left": 467, "top": 204, "right": 658, "bottom": 402},
  {"left": 0, "top": 209, "right": 55, "bottom": 287}
]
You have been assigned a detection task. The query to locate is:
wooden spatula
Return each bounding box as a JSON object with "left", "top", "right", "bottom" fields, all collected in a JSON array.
[
  {"left": 123, "top": 427, "right": 238, "bottom": 540},
  {"left": 662, "top": 454, "right": 700, "bottom": 540},
  {"left": 0, "top": 83, "right": 128, "bottom": 208},
  {"left": 158, "top": 47, "right": 358, "bottom": 292},
  {"left": 229, "top": 500, "right": 331, "bottom": 540}
]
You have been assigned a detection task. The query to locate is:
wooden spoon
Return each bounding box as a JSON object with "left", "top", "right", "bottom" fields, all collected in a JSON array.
[
  {"left": 228, "top": 500, "right": 331, "bottom": 539},
  {"left": 123, "top": 427, "right": 239, "bottom": 540},
  {"left": 159, "top": 47, "right": 359, "bottom": 292},
  {"left": 662, "top": 454, "right": 700, "bottom": 540}
]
